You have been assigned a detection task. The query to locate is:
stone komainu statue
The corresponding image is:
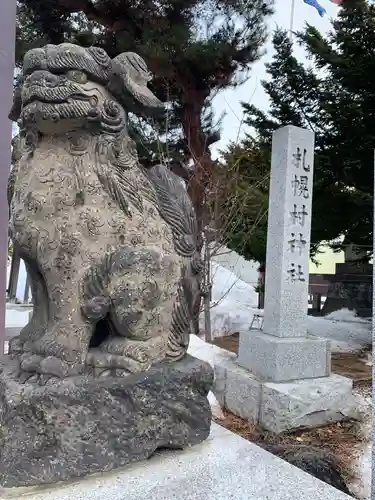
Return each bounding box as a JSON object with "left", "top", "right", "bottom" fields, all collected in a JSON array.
[{"left": 8, "top": 44, "right": 202, "bottom": 383}]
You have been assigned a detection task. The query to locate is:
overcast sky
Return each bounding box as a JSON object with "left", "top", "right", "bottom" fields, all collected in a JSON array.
[{"left": 211, "top": 0, "right": 341, "bottom": 157}]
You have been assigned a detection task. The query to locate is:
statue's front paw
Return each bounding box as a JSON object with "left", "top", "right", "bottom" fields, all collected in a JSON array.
[
  {"left": 9, "top": 336, "right": 38, "bottom": 356},
  {"left": 86, "top": 349, "right": 146, "bottom": 376},
  {"left": 16, "top": 367, "right": 59, "bottom": 386},
  {"left": 32, "top": 334, "right": 83, "bottom": 364},
  {"left": 101, "top": 338, "right": 150, "bottom": 363},
  {"left": 16, "top": 353, "right": 60, "bottom": 385},
  {"left": 85, "top": 337, "right": 167, "bottom": 378},
  {"left": 17, "top": 351, "right": 84, "bottom": 384},
  {"left": 15, "top": 330, "right": 87, "bottom": 384}
]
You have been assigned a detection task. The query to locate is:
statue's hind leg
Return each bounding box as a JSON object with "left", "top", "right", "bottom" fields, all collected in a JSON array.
[{"left": 9, "top": 258, "right": 49, "bottom": 355}]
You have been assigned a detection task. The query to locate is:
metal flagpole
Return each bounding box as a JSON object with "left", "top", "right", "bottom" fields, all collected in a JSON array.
[{"left": 290, "top": 0, "right": 296, "bottom": 38}]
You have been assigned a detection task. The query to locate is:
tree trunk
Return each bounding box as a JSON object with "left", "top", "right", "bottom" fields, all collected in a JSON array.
[
  {"left": 203, "top": 232, "right": 213, "bottom": 342},
  {"left": 180, "top": 89, "right": 215, "bottom": 336}
]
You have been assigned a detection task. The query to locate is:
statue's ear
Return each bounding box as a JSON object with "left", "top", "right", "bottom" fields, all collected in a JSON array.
[
  {"left": 107, "top": 52, "right": 164, "bottom": 118},
  {"left": 9, "top": 75, "right": 24, "bottom": 122}
]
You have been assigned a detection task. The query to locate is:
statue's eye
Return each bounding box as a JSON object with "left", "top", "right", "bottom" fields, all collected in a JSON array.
[{"left": 66, "top": 70, "right": 87, "bottom": 84}]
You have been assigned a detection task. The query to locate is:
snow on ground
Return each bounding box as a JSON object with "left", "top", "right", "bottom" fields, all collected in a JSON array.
[
  {"left": 205, "top": 262, "right": 259, "bottom": 337},
  {"left": 5, "top": 307, "right": 31, "bottom": 328},
  {"left": 308, "top": 310, "right": 371, "bottom": 353},
  {"left": 204, "top": 262, "right": 371, "bottom": 353},
  {"left": 211, "top": 247, "right": 259, "bottom": 287}
]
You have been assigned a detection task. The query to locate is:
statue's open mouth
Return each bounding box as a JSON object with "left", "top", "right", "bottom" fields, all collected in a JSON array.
[
  {"left": 23, "top": 95, "right": 68, "bottom": 107},
  {"left": 19, "top": 86, "right": 99, "bottom": 128},
  {"left": 22, "top": 84, "right": 91, "bottom": 108}
]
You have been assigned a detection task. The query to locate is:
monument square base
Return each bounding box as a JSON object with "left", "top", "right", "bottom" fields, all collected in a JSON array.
[
  {"left": 0, "top": 355, "right": 213, "bottom": 488},
  {"left": 0, "top": 424, "right": 352, "bottom": 500},
  {"left": 214, "top": 342, "right": 358, "bottom": 434},
  {"left": 238, "top": 330, "right": 330, "bottom": 382}
]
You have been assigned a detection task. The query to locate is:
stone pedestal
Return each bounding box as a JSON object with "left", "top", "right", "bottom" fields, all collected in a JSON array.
[
  {"left": 259, "top": 374, "right": 355, "bottom": 433},
  {"left": 0, "top": 424, "right": 353, "bottom": 500},
  {"left": 214, "top": 348, "right": 358, "bottom": 434},
  {"left": 0, "top": 355, "right": 213, "bottom": 488},
  {"left": 238, "top": 330, "right": 330, "bottom": 382}
]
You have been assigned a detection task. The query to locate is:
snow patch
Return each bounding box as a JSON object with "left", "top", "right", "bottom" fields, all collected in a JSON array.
[
  {"left": 203, "top": 262, "right": 259, "bottom": 336},
  {"left": 307, "top": 311, "right": 371, "bottom": 352},
  {"left": 211, "top": 246, "right": 259, "bottom": 286},
  {"left": 5, "top": 307, "right": 31, "bottom": 328},
  {"left": 324, "top": 308, "right": 371, "bottom": 324},
  {"left": 205, "top": 263, "right": 371, "bottom": 353}
]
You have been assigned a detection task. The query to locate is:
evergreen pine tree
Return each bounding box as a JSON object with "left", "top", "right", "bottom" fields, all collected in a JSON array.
[
  {"left": 212, "top": 138, "right": 270, "bottom": 263},
  {"left": 15, "top": 0, "right": 274, "bottom": 234},
  {"left": 228, "top": 0, "right": 374, "bottom": 261}
]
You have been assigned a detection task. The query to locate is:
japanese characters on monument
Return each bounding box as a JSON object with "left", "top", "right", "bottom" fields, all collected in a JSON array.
[
  {"left": 286, "top": 146, "right": 313, "bottom": 285},
  {"left": 263, "top": 125, "right": 315, "bottom": 338}
]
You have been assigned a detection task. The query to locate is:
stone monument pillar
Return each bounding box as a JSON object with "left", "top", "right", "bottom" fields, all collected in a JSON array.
[
  {"left": 212, "top": 125, "right": 356, "bottom": 433},
  {"left": 238, "top": 125, "right": 330, "bottom": 381}
]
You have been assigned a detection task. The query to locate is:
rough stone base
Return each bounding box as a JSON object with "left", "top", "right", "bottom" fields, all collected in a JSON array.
[
  {"left": 0, "top": 424, "right": 353, "bottom": 500},
  {"left": 214, "top": 357, "right": 261, "bottom": 422},
  {"left": 0, "top": 354, "right": 213, "bottom": 488},
  {"left": 260, "top": 375, "right": 357, "bottom": 433},
  {"left": 238, "top": 329, "right": 330, "bottom": 382},
  {"left": 213, "top": 356, "right": 358, "bottom": 434}
]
